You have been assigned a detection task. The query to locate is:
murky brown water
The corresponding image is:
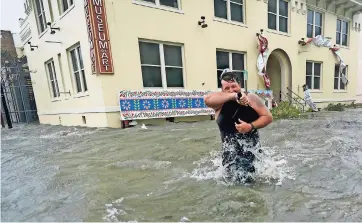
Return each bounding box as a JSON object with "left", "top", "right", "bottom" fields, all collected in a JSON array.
[{"left": 1, "top": 109, "right": 362, "bottom": 222}]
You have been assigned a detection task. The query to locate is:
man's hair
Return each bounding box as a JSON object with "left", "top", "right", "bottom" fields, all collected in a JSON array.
[{"left": 220, "top": 69, "right": 241, "bottom": 84}]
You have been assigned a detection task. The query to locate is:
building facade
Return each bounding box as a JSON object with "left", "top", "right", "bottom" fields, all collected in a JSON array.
[
  {"left": 23, "top": 0, "right": 362, "bottom": 128},
  {"left": 357, "top": 13, "right": 362, "bottom": 103}
]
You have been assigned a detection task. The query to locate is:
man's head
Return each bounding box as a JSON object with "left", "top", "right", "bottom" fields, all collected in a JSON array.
[
  {"left": 220, "top": 68, "right": 241, "bottom": 93},
  {"left": 302, "top": 84, "right": 307, "bottom": 91}
]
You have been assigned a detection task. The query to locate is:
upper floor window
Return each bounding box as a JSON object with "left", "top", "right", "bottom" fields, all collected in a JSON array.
[
  {"left": 58, "top": 0, "right": 74, "bottom": 14},
  {"left": 268, "top": 0, "right": 288, "bottom": 33},
  {"left": 214, "top": 0, "right": 244, "bottom": 23},
  {"left": 306, "top": 61, "right": 321, "bottom": 90},
  {"left": 334, "top": 64, "right": 347, "bottom": 90},
  {"left": 68, "top": 45, "right": 88, "bottom": 93},
  {"left": 45, "top": 59, "right": 60, "bottom": 98},
  {"left": 137, "top": 0, "right": 180, "bottom": 9},
  {"left": 307, "top": 9, "right": 322, "bottom": 38},
  {"left": 216, "top": 50, "right": 245, "bottom": 88},
  {"left": 139, "top": 41, "right": 184, "bottom": 88},
  {"left": 34, "top": 0, "right": 47, "bottom": 34},
  {"left": 336, "top": 19, "right": 348, "bottom": 46}
]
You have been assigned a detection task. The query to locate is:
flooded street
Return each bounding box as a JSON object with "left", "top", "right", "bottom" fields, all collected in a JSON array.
[{"left": 1, "top": 109, "right": 362, "bottom": 222}]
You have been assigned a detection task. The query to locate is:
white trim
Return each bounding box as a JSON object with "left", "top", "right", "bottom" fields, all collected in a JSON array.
[
  {"left": 34, "top": 0, "right": 48, "bottom": 35},
  {"left": 139, "top": 40, "right": 185, "bottom": 89},
  {"left": 268, "top": 0, "right": 289, "bottom": 33},
  {"left": 306, "top": 9, "right": 323, "bottom": 38},
  {"left": 59, "top": 3, "right": 75, "bottom": 20},
  {"left": 336, "top": 19, "right": 349, "bottom": 47},
  {"left": 45, "top": 59, "right": 61, "bottom": 99},
  {"left": 334, "top": 64, "right": 348, "bottom": 91},
  {"left": 38, "top": 106, "right": 120, "bottom": 115},
  {"left": 214, "top": 0, "right": 246, "bottom": 24},
  {"left": 216, "top": 49, "right": 246, "bottom": 88},
  {"left": 132, "top": 0, "right": 183, "bottom": 14},
  {"left": 213, "top": 17, "right": 248, "bottom": 28},
  {"left": 306, "top": 61, "right": 322, "bottom": 90},
  {"left": 266, "top": 29, "right": 291, "bottom": 37},
  {"left": 68, "top": 44, "right": 88, "bottom": 95},
  {"left": 313, "top": 98, "right": 356, "bottom": 103}
]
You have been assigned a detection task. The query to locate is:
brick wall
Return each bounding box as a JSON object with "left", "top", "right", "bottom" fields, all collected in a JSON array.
[{"left": 1, "top": 30, "right": 17, "bottom": 58}]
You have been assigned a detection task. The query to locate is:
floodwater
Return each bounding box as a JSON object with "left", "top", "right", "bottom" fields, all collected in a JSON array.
[{"left": 1, "top": 109, "right": 362, "bottom": 222}]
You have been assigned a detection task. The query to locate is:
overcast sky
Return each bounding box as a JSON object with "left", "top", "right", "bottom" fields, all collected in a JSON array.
[{"left": 1, "top": 0, "right": 27, "bottom": 33}]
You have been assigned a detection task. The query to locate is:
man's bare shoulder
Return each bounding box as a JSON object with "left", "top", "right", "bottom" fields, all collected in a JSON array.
[{"left": 247, "top": 93, "right": 266, "bottom": 108}]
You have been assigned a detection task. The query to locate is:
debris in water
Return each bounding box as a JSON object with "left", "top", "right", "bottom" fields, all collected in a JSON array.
[
  {"left": 141, "top": 124, "right": 147, "bottom": 129},
  {"left": 180, "top": 216, "right": 190, "bottom": 222}
]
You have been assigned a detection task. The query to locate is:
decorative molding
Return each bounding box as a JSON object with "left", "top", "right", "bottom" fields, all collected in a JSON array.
[
  {"left": 313, "top": 98, "right": 356, "bottom": 103},
  {"left": 38, "top": 106, "right": 120, "bottom": 115}
]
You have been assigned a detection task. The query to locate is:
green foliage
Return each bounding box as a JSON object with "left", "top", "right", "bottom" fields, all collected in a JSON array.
[
  {"left": 271, "top": 101, "right": 306, "bottom": 120},
  {"left": 324, "top": 103, "right": 345, "bottom": 111},
  {"left": 344, "top": 101, "right": 357, "bottom": 109}
]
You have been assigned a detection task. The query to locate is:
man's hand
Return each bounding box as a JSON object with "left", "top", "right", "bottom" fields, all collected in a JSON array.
[
  {"left": 235, "top": 119, "right": 252, "bottom": 134},
  {"left": 237, "top": 92, "right": 249, "bottom": 106}
]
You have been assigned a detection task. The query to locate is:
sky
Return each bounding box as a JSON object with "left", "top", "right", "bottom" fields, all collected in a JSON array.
[{"left": 1, "top": 0, "right": 27, "bottom": 33}]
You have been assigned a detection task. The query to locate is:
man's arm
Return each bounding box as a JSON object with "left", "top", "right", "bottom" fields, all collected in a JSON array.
[
  {"left": 247, "top": 93, "right": 273, "bottom": 129},
  {"left": 204, "top": 92, "right": 237, "bottom": 111}
]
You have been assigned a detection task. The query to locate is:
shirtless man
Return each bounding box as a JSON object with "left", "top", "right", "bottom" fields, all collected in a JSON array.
[{"left": 204, "top": 69, "right": 273, "bottom": 182}]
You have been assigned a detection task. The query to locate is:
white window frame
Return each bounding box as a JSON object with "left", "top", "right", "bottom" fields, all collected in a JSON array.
[
  {"left": 68, "top": 44, "right": 88, "bottom": 94},
  {"left": 45, "top": 59, "right": 60, "bottom": 99},
  {"left": 336, "top": 19, "right": 349, "bottom": 47},
  {"left": 306, "top": 61, "right": 322, "bottom": 90},
  {"left": 268, "top": 0, "right": 289, "bottom": 33},
  {"left": 33, "top": 0, "right": 47, "bottom": 34},
  {"left": 134, "top": 0, "right": 181, "bottom": 10},
  {"left": 214, "top": 0, "right": 245, "bottom": 24},
  {"left": 334, "top": 64, "right": 348, "bottom": 91},
  {"left": 139, "top": 40, "right": 185, "bottom": 89},
  {"left": 216, "top": 50, "right": 246, "bottom": 89},
  {"left": 58, "top": 0, "right": 74, "bottom": 14},
  {"left": 307, "top": 9, "right": 323, "bottom": 38}
]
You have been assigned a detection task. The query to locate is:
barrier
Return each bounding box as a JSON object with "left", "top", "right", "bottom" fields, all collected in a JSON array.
[{"left": 119, "top": 89, "right": 273, "bottom": 121}]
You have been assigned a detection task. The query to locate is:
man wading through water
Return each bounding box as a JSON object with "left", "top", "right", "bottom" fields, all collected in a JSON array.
[{"left": 204, "top": 69, "right": 273, "bottom": 183}]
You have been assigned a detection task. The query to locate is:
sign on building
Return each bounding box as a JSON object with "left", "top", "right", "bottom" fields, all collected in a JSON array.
[{"left": 84, "top": 0, "right": 114, "bottom": 74}]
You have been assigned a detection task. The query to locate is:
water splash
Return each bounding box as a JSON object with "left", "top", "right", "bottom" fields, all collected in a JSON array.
[
  {"left": 190, "top": 141, "right": 295, "bottom": 185},
  {"left": 103, "top": 198, "right": 126, "bottom": 222}
]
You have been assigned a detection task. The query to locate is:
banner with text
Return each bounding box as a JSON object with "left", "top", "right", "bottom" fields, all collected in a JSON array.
[{"left": 84, "top": 0, "right": 114, "bottom": 74}]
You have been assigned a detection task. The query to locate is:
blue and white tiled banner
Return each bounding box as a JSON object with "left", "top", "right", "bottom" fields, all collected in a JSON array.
[
  {"left": 119, "top": 90, "right": 215, "bottom": 120},
  {"left": 119, "top": 89, "right": 273, "bottom": 120}
]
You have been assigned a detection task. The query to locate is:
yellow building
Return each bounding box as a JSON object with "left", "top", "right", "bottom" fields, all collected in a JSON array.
[{"left": 22, "top": 0, "right": 362, "bottom": 128}]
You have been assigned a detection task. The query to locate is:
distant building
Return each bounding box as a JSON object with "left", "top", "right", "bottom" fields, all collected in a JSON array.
[
  {"left": 1, "top": 13, "right": 37, "bottom": 124},
  {"left": 23, "top": 0, "right": 362, "bottom": 128}
]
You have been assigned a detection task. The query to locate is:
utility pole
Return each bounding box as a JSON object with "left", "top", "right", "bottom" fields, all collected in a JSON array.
[{"left": 1, "top": 83, "right": 13, "bottom": 129}]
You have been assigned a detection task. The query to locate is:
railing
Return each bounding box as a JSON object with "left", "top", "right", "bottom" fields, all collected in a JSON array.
[{"left": 285, "top": 87, "right": 306, "bottom": 112}]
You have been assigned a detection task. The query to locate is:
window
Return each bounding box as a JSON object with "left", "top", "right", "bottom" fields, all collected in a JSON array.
[
  {"left": 58, "top": 0, "right": 74, "bottom": 14},
  {"left": 334, "top": 64, "right": 347, "bottom": 90},
  {"left": 137, "top": 0, "right": 179, "bottom": 9},
  {"left": 69, "top": 45, "right": 87, "bottom": 93},
  {"left": 214, "top": 0, "right": 244, "bottom": 23},
  {"left": 45, "top": 60, "right": 60, "bottom": 98},
  {"left": 336, "top": 19, "right": 348, "bottom": 46},
  {"left": 268, "top": 0, "right": 289, "bottom": 33},
  {"left": 139, "top": 41, "right": 184, "bottom": 88},
  {"left": 307, "top": 9, "right": 322, "bottom": 38},
  {"left": 306, "top": 62, "right": 321, "bottom": 90},
  {"left": 48, "top": 0, "right": 54, "bottom": 22},
  {"left": 216, "top": 50, "right": 245, "bottom": 88},
  {"left": 34, "top": 0, "right": 47, "bottom": 34}
]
